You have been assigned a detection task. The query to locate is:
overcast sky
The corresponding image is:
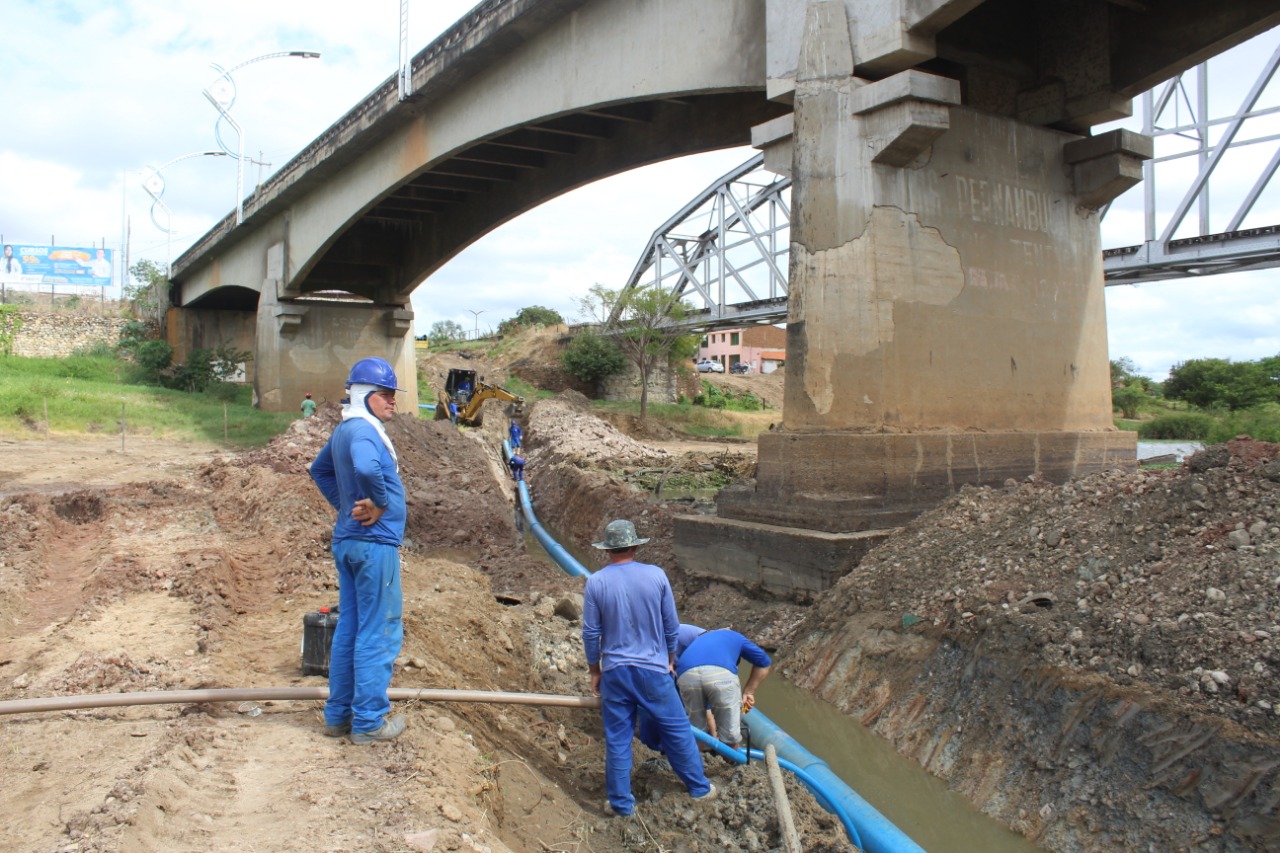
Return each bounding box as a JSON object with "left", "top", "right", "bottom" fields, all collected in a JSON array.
[{"left": 2, "top": 1, "right": 1277, "bottom": 380}]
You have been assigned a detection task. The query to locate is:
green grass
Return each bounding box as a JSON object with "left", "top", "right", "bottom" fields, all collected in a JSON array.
[
  {"left": 0, "top": 354, "right": 297, "bottom": 447},
  {"left": 590, "top": 399, "right": 775, "bottom": 440},
  {"left": 501, "top": 375, "right": 554, "bottom": 401}
]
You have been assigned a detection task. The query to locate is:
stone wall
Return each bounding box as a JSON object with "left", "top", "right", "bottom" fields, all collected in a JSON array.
[
  {"left": 598, "top": 359, "right": 700, "bottom": 404},
  {"left": 10, "top": 311, "right": 132, "bottom": 358}
]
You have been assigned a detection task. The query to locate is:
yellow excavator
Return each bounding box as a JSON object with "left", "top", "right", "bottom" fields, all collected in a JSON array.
[{"left": 434, "top": 368, "right": 524, "bottom": 427}]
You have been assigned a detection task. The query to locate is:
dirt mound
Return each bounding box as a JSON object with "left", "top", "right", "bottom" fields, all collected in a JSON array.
[
  {"left": 1, "top": 403, "right": 851, "bottom": 853},
  {"left": 782, "top": 437, "right": 1280, "bottom": 851},
  {"left": 527, "top": 392, "right": 673, "bottom": 469}
]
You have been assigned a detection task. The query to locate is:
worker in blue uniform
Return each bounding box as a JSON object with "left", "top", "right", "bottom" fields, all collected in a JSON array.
[
  {"left": 310, "top": 356, "right": 408, "bottom": 744},
  {"left": 582, "top": 519, "right": 716, "bottom": 816},
  {"left": 676, "top": 629, "right": 772, "bottom": 749}
]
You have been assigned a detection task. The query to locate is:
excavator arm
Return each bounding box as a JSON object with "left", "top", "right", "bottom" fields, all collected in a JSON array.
[{"left": 457, "top": 381, "right": 525, "bottom": 426}]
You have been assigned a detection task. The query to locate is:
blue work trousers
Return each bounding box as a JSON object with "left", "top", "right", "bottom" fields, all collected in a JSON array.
[
  {"left": 600, "top": 665, "right": 711, "bottom": 814},
  {"left": 325, "top": 539, "right": 403, "bottom": 734}
]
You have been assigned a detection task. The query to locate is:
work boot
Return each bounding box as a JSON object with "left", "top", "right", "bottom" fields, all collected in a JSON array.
[
  {"left": 323, "top": 721, "right": 351, "bottom": 737},
  {"left": 693, "top": 782, "right": 718, "bottom": 801},
  {"left": 350, "top": 715, "right": 406, "bottom": 744}
]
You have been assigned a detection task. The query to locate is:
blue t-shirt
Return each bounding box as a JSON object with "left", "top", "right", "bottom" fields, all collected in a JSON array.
[
  {"left": 310, "top": 419, "right": 406, "bottom": 546},
  {"left": 675, "top": 629, "right": 771, "bottom": 677},
  {"left": 582, "top": 560, "right": 679, "bottom": 674}
]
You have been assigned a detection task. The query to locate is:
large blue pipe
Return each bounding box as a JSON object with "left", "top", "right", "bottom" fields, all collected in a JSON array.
[
  {"left": 736, "top": 712, "right": 926, "bottom": 853},
  {"left": 506, "top": 440, "right": 590, "bottom": 578},
  {"left": 503, "top": 439, "right": 924, "bottom": 851}
]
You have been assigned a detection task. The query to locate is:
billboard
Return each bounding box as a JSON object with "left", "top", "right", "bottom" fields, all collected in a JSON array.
[{"left": 0, "top": 244, "right": 113, "bottom": 287}]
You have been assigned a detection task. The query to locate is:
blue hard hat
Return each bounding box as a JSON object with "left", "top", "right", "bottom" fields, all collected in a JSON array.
[{"left": 346, "top": 356, "right": 405, "bottom": 391}]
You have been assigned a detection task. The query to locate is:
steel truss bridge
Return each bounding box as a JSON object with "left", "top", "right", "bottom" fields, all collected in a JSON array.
[{"left": 623, "top": 34, "right": 1280, "bottom": 332}]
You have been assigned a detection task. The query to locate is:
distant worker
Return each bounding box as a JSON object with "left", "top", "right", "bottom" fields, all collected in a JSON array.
[
  {"left": 675, "top": 629, "right": 772, "bottom": 750},
  {"left": 508, "top": 420, "right": 523, "bottom": 451},
  {"left": 309, "top": 356, "right": 407, "bottom": 744},
  {"left": 447, "top": 399, "right": 459, "bottom": 425},
  {"left": 507, "top": 453, "right": 526, "bottom": 483},
  {"left": 300, "top": 392, "right": 317, "bottom": 417},
  {"left": 582, "top": 519, "right": 716, "bottom": 816},
  {"left": 456, "top": 378, "right": 472, "bottom": 404}
]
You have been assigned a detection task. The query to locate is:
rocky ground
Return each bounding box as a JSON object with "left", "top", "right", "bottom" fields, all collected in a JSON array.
[
  {"left": 4, "top": 328, "right": 1277, "bottom": 851},
  {"left": 0, "top": 388, "right": 847, "bottom": 853},
  {"left": 783, "top": 439, "right": 1280, "bottom": 852}
]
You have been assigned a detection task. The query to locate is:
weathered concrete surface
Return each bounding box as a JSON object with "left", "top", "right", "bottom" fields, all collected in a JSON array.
[
  {"left": 251, "top": 296, "right": 417, "bottom": 412},
  {"left": 673, "top": 514, "right": 893, "bottom": 597},
  {"left": 711, "top": 3, "right": 1137, "bottom": 557},
  {"left": 718, "top": 430, "right": 1137, "bottom": 534}
]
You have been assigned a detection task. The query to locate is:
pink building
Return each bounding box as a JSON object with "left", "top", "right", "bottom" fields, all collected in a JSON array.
[{"left": 698, "top": 325, "right": 786, "bottom": 373}]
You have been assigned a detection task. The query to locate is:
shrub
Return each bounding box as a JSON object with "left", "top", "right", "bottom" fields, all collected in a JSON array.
[
  {"left": 1137, "top": 413, "right": 1215, "bottom": 440},
  {"left": 135, "top": 340, "right": 174, "bottom": 375},
  {"left": 1206, "top": 404, "right": 1280, "bottom": 443},
  {"left": 562, "top": 330, "right": 626, "bottom": 383}
]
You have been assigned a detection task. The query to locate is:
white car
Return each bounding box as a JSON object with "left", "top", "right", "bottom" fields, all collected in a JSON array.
[{"left": 696, "top": 359, "right": 725, "bottom": 373}]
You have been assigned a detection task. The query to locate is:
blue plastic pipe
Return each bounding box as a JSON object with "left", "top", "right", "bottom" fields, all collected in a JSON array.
[
  {"left": 737, "top": 712, "right": 926, "bottom": 853},
  {"left": 503, "top": 439, "right": 925, "bottom": 851},
  {"left": 506, "top": 440, "right": 590, "bottom": 578}
]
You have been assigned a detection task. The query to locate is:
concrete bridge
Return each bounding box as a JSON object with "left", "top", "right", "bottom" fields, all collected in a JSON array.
[{"left": 170, "top": 0, "right": 1280, "bottom": 589}]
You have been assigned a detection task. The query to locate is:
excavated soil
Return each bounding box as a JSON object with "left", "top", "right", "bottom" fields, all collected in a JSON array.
[
  {"left": 6, "top": 328, "right": 1278, "bottom": 852},
  {"left": 0, "top": 399, "right": 847, "bottom": 853},
  {"left": 783, "top": 439, "right": 1280, "bottom": 852}
]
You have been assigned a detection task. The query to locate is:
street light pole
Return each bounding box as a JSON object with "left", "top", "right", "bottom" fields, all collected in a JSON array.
[
  {"left": 202, "top": 50, "right": 320, "bottom": 226},
  {"left": 468, "top": 309, "right": 485, "bottom": 340},
  {"left": 141, "top": 151, "right": 228, "bottom": 272}
]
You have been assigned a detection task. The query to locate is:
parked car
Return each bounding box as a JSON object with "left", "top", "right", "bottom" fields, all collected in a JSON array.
[
  {"left": 729, "top": 362, "right": 750, "bottom": 374},
  {"left": 696, "top": 359, "right": 725, "bottom": 373}
]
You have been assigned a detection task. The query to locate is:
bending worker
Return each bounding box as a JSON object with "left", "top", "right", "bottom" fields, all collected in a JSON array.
[
  {"left": 582, "top": 519, "right": 716, "bottom": 816},
  {"left": 675, "top": 628, "right": 772, "bottom": 750},
  {"left": 309, "top": 356, "right": 407, "bottom": 744}
]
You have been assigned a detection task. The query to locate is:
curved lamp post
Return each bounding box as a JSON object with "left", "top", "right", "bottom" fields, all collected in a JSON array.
[
  {"left": 202, "top": 50, "right": 320, "bottom": 225},
  {"left": 468, "top": 309, "right": 485, "bottom": 339},
  {"left": 141, "top": 151, "right": 228, "bottom": 271}
]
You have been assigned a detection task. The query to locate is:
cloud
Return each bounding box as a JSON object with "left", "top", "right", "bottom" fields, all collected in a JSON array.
[{"left": 5, "top": 2, "right": 1277, "bottom": 386}]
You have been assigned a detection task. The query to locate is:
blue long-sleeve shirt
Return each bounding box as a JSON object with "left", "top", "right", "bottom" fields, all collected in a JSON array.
[
  {"left": 310, "top": 419, "right": 406, "bottom": 546},
  {"left": 582, "top": 560, "right": 679, "bottom": 674},
  {"left": 675, "top": 629, "right": 771, "bottom": 678}
]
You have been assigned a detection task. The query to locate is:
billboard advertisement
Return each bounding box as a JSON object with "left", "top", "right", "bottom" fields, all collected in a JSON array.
[{"left": 0, "top": 244, "right": 113, "bottom": 287}]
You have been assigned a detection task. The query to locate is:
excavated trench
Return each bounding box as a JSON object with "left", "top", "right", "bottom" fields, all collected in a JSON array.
[
  {"left": 4, "top": 380, "right": 1276, "bottom": 852},
  {"left": 520, "top": 394, "right": 1280, "bottom": 852}
]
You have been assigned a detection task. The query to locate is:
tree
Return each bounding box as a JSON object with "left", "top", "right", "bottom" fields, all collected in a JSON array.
[
  {"left": 562, "top": 329, "right": 626, "bottom": 384},
  {"left": 126, "top": 259, "right": 169, "bottom": 322},
  {"left": 1164, "top": 357, "right": 1278, "bottom": 411},
  {"left": 1110, "top": 356, "right": 1158, "bottom": 418},
  {"left": 576, "top": 283, "right": 699, "bottom": 418},
  {"left": 502, "top": 305, "right": 563, "bottom": 334},
  {"left": 429, "top": 320, "right": 465, "bottom": 345}
]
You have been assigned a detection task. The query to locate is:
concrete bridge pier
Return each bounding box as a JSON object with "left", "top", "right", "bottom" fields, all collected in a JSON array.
[
  {"left": 253, "top": 286, "right": 417, "bottom": 413},
  {"left": 676, "top": 0, "right": 1147, "bottom": 596}
]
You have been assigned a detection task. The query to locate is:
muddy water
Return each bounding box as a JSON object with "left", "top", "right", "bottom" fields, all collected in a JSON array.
[{"left": 756, "top": 677, "right": 1040, "bottom": 852}]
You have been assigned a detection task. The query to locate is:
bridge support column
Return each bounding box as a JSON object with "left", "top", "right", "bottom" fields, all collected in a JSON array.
[
  {"left": 679, "top": 0, "right": 1138, "bottom": 593},
  {"left": 253, "top": 288, "right": 417, "bottom": 413}
]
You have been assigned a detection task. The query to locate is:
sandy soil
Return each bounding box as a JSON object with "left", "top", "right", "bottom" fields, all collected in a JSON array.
[
  {"left": 0, "top": 402, "right": 849, "bottom": 853},
  {"left": 8, "top": 326, "right": 1276, "bottom": 851}
]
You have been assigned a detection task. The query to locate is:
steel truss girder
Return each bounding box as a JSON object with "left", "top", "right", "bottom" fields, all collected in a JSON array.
[
  {"left": 617, "top": 153, "right": 790, "bottom": 330},
  {"left": 639, "top": 33, "right": 1280, "bottom": 321},
  {"left": 1104, "top": 37, "right": 1280, "bottom": 283}
]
